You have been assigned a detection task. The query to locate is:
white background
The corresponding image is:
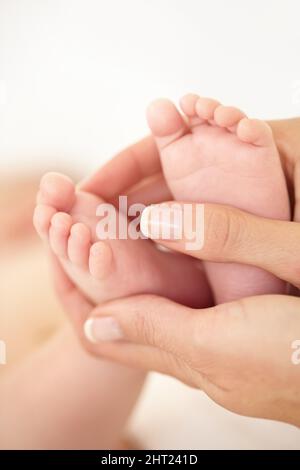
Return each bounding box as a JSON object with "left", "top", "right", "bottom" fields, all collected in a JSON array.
[
  {"left": 1, "top": 0, "right": 300, "bottom": 448},
  {"left": 0, "top": 0, "right": 300, "bottom": 175}
]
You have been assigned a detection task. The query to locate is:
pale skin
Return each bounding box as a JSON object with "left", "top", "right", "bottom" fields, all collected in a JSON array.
[
  {"left": 33, "top": 95, "right": 290, "bottom": 307},
  {"left": 52, "top": 115, "right": 300, "bottom": 427},
  {"left": 0, "top": 180, "right": 144, "bottom": 449},
  {"left": 30, "top": 128, "right": 213, "bottom": 450},
  {"left": 1, "top": 112, "right": 299, "bottom": 447},
  {"left": 33, "top": 173, "right": 211, "bottom": 309},
  {"left": 0, "top": 324, "right": 144, "bottom": 449}
]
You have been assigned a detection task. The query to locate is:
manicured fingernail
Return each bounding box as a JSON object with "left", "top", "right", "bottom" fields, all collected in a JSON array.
[
  {"left": 84, "top": 317, "right": 123, "bottom": 343},
  {"left": 140, "top": 203, "right": 184, "bottom": 240}
]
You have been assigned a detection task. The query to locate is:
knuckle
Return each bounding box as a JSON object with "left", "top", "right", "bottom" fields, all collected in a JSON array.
[
  {"left": 131, "top": 295, "right": 175, "bottom": 348},
  {"left": 205, "top": 206, "right": 246, "bottom": 260},
  {"left": 133, "top": 309, "right": 157, "bottom": 346},
  {"left": 191, "top": 300, "right": 246, "bottom": 351}
]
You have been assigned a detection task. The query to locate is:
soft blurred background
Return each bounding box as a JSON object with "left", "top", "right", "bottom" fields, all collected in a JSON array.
[{"left": 1, "top": 0, "right": 300, "bottom": 449}]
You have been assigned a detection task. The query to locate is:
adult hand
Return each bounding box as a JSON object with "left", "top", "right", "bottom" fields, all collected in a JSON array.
[
  {"left": 72, "top": 202, "right": 300, "bottom": 428},
  {"left": 78, "top": 199, "right": 300, "bottom": 426},
  {"left": 81, "top": 293, "right": 300, "bottom": 427},
  {"left": 52, "top": 121, "right": 300, "bottom": 426}
]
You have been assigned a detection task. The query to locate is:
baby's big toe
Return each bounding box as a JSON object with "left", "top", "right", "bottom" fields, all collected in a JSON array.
[
  {"left": 146, "top": 98, "right": 188, "bottom": 150},
  {"left": 38, "top": 172, "right": 75, "bottom": 212}
]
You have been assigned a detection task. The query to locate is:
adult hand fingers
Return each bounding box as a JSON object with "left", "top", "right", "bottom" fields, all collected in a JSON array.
[
  {"left": 80, "top": 135, "right": 161, "bottom": 200},
  {"left": 140, "top": 202, "right": 300, "bottom": 288}
]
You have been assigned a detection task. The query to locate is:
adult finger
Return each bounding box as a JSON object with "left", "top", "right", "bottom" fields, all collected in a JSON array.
[
  {"left": 81, "top": 293, "right": 300, "bottom": 402},
  {"left": 80, "top": 135, "right": 161, "bottom": 200},
  {"left": 112, "top": 172, "right": 172, "bottom": 208},
  {"left": 83, "top": 295, "right": 196, "bottom": 354},
  {"left": 140, "top": 202, "right": 300, "bottom": 287},
  {"left": 82, "top": 294, "right": 213, "bottom": 387}
]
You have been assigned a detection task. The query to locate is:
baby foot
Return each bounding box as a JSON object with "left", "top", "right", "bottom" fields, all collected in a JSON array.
[
  {"left": 33, "top": 172, "right": 212, "bottom": 308},
  {"left": 147, "top": 96, "right": 290, "bottom": 302}
]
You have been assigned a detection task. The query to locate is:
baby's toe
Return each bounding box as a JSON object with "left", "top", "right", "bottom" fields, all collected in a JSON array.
[
  {"left": 195, "top": 97, "right": 220, "bottom": 122},
  {"left": 49, "top": 212, "right": 72, "bottom": 258},
  {"left": 67, "top": 223, "right": 91, "bottom": 268},
  {"left": 237, "top": 118, "right": 273, "bottom": 147},
  {"left": 179, "top": 94, "right": 199, "bottom": 117},
  {"left": 33, "top": 204, "right": 57, "bottom": 240},
  {"left": 146, "top": 98, "right": 188, "bottom": 150},
  {"left": 180, "top": 93, "right": 207, "bottom": 128},
  {"left": 214, "top": 105, "right": 246, "bottom": 131},
  {"left": 39, "top": 172, "right": 75, "bottom": 212},
  {"left": 89, "top": 241, "right": 113, "bottom": 280}
]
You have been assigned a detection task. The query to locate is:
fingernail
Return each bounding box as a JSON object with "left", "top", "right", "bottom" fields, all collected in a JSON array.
[
  {"left": 84, "top": 317, "right": 123, "bottom": 343},
  {"left": 140, "top": 203, "right": 184, "bottom": 240}
]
